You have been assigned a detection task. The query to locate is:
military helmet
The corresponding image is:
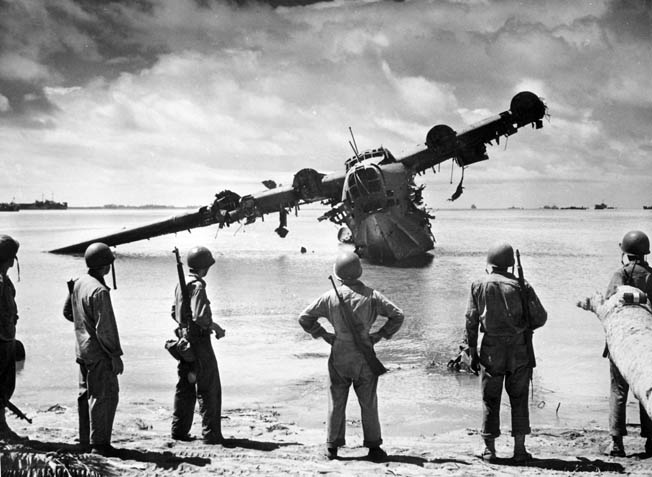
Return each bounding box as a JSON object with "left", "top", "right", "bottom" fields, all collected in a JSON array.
[
  {"left": 84, "top": 242, "right": 115, "bottom": 269},
  {"left": 486, "top": 241, "right": 515, "bottom": 268},
  {"left": 333, "top": 251, "right": 362, "bottom": 282},
  {"left": 620, "top": 230, "right": 650, "bottom": 256},
  {"left": 0, "top": 235, "right": 19, "bottom": 262},
  {"left": 187, "top": 246, "right": 215, "bottom": 270}
]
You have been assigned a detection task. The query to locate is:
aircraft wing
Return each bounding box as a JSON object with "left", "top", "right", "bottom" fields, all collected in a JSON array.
[
  {"left": 49, "top": 207, "right": 222, "bottom": 254},
  {"left": 399, "top": 91, "right": 546, "bottom": 173},
  {"left": 49, "top": 168, "right": 345, "bottom": 254}
]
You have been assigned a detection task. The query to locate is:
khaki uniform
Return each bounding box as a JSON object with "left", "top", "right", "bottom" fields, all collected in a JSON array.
[
  {"left": 605, "top": 260, "right": 652, "bottom": 438},
  {"left": 171, "top": 274, "right": 222, "bottom": 442},
  {"left": 465, "top": 271, "right": 547, "bottom": 438},
  {"left": 64, "top": 273, "right": 122, "bottom": 447},
  {"left": 299, "top": 280, "right": 404, "bottom": 448},
  {"left": 0, "top": 273, "right": 18, "bottom": 431}
]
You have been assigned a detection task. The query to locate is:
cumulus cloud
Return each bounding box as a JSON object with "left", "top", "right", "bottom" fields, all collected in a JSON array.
[{"left": 0, "top": 0, "right": 650, "bottom": 208}]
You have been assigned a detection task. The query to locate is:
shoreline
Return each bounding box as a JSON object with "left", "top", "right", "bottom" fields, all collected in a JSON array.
[{"left": 2, "top": 398, "right": 651, "bottom": 476}]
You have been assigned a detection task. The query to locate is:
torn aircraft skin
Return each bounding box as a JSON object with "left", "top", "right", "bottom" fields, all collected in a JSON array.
[{"left": 49, "top": 92, "right": 547, "bottom": 264}]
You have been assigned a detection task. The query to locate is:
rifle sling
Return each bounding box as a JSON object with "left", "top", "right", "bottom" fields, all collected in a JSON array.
[{"left": 330, "top": 281, "right": 386, "bottom": 375}]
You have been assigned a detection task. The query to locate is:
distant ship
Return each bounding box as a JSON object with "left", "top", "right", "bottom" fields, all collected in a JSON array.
[
  {"left": 18, "top": 199, "right": 68, "bottom": 210},
  {"left": 644, "top": 205, "right": 652, "bottom": 210},
  {"left": 0, "top": 202, "right": 19, "bottom": 212},
  {"left": 594, "top": 203, "right": 614, "bottom": 210},
  {"left": 561, "top": 206, "right": 587, "bottom": 210}
]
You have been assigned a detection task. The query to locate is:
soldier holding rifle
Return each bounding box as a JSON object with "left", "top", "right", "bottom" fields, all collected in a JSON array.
[
  {"left": 299, "top": 251, "right": 404, "bottom": 462},
  {"left": 0, "top": 234, "right": 28, "bottom": 442},
  {"left": 170, "top": 246, "right": 226, "bottom": 445},
  {"left": 464, "top": 242, "right": 547, "bottom": 462}
]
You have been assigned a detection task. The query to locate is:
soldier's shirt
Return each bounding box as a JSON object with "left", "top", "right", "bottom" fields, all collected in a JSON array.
[
  {"left": 299, "top": 280, "right": 404, "bottom": 345},
  {"left": 465, "top": 271, "right": 547, "bottom": 350}
]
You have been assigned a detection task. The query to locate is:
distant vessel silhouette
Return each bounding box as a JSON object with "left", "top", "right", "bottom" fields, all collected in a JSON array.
[
  {"left": 594, "top": 203, "right": 614, "bottom": 210},
  {"left": 18, "top": 199, "right": 68, "bottom": 210},
  {"left": 0, "top": 202, "right": 19, "bottom": 212}
]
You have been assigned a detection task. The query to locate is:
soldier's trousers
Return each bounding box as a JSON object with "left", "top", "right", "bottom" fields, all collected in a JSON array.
[
  {"left": 480, "top": 364, "right": 532, "bottom": 438},
  {"left": 78, "top": 359, "right": 119, "bottom": 446},
  {"left": 172, "top": 336, "right": 222, "bottom": 441},
  {"left": 327, "top": 348, "right": 382, "bottom": 448},
  {"left": 609, "top": 359, "right": 652, "bottom": 437},
  {"left": 0, "top": 340, "right": 16, "bottom": 430}
]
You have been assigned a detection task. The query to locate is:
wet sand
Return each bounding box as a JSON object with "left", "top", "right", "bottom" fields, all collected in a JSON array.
[{"left": 2, "top": 397, "right": 651, "bottom": 476}]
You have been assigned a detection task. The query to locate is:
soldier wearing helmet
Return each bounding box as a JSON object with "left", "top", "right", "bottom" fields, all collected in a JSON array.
[
  {"left": 604, "top": 230, "right": 652, "bottom": 457},
  {"left": 171, "top": 246, "right": 226, "bottom": 445},
  {"left": 464, "top": 241, "right": 547, "bottom": 463},
  {"left": 299, "top": 251, "right": 404, "bottom": 462},
  {"left": 62, "top": 242, "right": 123, "bottom": 456},
  {"left": 0, "top": 234, "right": 27, "bottom": 442}
]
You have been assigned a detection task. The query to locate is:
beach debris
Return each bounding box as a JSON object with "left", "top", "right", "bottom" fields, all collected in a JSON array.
[
  {"left": 447, "top": 345, "right": 476, "bottom": 374},
  {"left": 134, "top": 418, "right": 152, "bottom": 431},
  {"left": 0, "top": 451, "right": 107, "bottom": 477}
]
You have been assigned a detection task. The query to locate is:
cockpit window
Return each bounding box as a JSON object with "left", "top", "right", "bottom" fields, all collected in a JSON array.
[
  {"left": 345, "top": 165, "right": 387, "bottom": 212},
  {"left": 345, "top": 148, "right": 393, "bottom": 171}
]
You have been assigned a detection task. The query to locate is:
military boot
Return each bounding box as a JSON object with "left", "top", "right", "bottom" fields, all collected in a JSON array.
[
  {"left": 367, "top": 446, "right": 387, "bottom": 462},
  {"left": 609, "top": 436, "right": 625, "bottom": 457},
  {"left": 513, "top": 434, "right": 531, "bottom": 463},
  {"left": 481, "top": 438, "right": 497, "bottom": 462},
  {"left": 325, "top": 447, "right": 338, "bottom": 460}
]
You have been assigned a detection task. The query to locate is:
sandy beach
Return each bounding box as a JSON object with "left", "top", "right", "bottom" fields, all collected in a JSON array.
[
  {"left": 2, "top": 396, "right": 652, "bottom": 476},
  {"left": 2, "top": 208, "right": 652, "bottom": 475}
]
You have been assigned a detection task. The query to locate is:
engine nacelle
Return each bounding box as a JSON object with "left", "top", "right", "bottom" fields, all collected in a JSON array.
[
  {"left": 425, "top": 124, "right": 457, "bottom": 151},
  {"left": 510, "top": 91, "right": 546, "bottom": 128},
  {"left": 292, "top": 168, "right": 325, "bottom": 201}
]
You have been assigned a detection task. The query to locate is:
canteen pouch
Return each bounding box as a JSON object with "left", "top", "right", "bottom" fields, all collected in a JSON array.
[
  {"left": 14, "top": 339, "right": 26, "bottom": 362},
  {"left": 165, "top": 335, "right": 195, "bottom": 363}
]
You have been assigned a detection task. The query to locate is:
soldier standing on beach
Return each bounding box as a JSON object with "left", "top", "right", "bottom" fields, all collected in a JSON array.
[
  {"left": 171, "top": 246, "right": 226, "bottom": 445},
  {"left": 465, "top": 242, "right": 547, "bottom": 463},
  {"left": 604, "top": 230, "right": 652, "bottom": 457},
  {"left": 299, "top": 251, "right": 404, "bottom": 462},
  {"left": 63, "top": 242, "right": 123, "bottom": 456},
  {"left": 0, "top": 234, "right": 27, "bottom": 442}
]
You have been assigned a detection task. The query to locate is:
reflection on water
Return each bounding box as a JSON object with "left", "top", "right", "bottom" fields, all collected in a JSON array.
[{"left": 2, "top": 208, "right": 651, "bottom": 436}]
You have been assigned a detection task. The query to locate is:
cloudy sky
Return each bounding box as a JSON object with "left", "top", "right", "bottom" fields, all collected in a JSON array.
[{"left": 1, "top": 0, "right": 650, "bottom": 208}]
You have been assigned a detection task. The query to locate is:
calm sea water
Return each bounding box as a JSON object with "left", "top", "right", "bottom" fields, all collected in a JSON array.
[{"left": 2, "top": 207, "right": 651, "bottom": 438}]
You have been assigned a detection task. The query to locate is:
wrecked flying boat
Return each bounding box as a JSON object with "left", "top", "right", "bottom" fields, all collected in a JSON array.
[{"left": 50, "top": 91, "right": 547, "bottom": 263}]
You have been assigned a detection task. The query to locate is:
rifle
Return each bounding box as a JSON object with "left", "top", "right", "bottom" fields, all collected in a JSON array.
[
  {"left": 328, "top": 276, "right": 387, "bottom": 376},
  {"left": 515, "top": 250, "right": 536, "bottom": 368},
  {"left": 173, "top": 247, "right": 192, "bottom": 327},
  {"left": 3, "top": 399, "right": 32, "bottom": 424},
  {"left": 165, "top": 248, "right": 196, "bottom": 366}
]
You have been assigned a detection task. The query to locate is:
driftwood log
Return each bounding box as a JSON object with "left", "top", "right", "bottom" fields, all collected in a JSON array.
[{"left": 578, "top": 285, "right": 652, "bottom": 420}]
